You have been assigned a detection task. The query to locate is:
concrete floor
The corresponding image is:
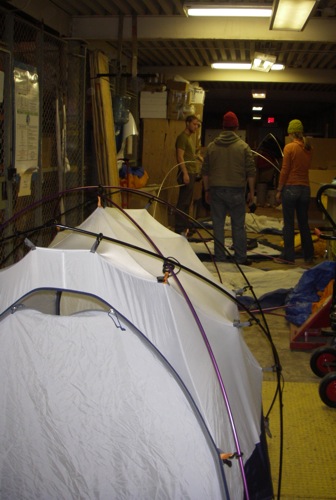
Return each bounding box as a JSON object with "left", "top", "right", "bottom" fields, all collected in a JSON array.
[
  {"left": 238, "top": 203, "right": 336, "bottom": 499},
  {"left": 193, "top": 197, "right": 331, "bottom": 381},
  {"left": 240, "top": 201, "right": 328, "bottom": 382}
]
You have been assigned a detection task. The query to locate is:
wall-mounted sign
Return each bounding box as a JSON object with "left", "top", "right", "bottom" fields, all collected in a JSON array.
[{"left": 14, "top": 63, "right": 39, "bottom": 196}]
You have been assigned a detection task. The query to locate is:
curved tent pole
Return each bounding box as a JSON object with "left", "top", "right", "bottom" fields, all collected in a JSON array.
[
  {"left": 1, "top": 207, "right": 283, "bottom": 497},
  {"left": 91, "top": 200, "right": 250, "bottom": 497},
  {"left": 0, "top": 186, "right": 283, "bottom": 493}
]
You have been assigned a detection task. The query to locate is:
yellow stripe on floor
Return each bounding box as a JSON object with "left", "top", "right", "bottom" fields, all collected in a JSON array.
[{"left": 262, "top": 381, "right": 336, "bottom": 499}]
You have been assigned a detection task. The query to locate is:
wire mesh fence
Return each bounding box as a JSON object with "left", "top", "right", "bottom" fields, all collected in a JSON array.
[
  {"left": 0, "top": 8, "right": 87, "bottom": 267},
  {"left": 0, "top": 7, "right": 143, "bottom": 269}
]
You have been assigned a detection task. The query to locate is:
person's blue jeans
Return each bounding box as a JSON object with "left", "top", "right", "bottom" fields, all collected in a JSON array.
[
  {"left": 281, "top": 185, "right": 314, "bottom": 262},
  {"left": 210, "top": 186, "right": 247, "bottom": 262}
]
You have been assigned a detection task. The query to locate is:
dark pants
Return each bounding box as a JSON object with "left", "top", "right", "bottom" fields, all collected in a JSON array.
[
  {"left": 210, "top": 186, "right": 247, "bottom": 262},
  {"left": 281, "top": 185, "right": 314, "bottom": 262},
  {"left": 175, "top": 170, "right": 196, "bottom": 233}
]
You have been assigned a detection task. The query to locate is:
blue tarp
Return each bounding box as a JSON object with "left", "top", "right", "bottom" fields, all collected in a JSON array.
[
  {"left": 238, "top": 288, "right": 292, "bottom": 311},
  {"left": 285, "top": 261, "right": 336, "bottom": 326}
]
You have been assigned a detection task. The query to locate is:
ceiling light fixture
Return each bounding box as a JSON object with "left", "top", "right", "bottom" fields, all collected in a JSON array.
[
  {"left": 251, "top": 53, "right": 277, "bottom": 72},
  {"left": 211, "top": 62, "right": 252, "bottom": 70},
  {"left": 270, "top": 0, "right": 318, "bottom": 31},
  {"left": 252, "top": 116, "right": 262, "bottom": 120},
  {"left": 252, "top": 106, "right": 263, "bottom": 111},
  {"left": 211, "top": 62, "right": 285, "bottom": 71},
  {"left": 252, "top": 92, "right": 266, "bottom": 99},
  {"left": 271, "top": 63, "right": 285, "bottom": 70},
  {"left": 183, "top": 3, "right": 272, "bottom": 17}
]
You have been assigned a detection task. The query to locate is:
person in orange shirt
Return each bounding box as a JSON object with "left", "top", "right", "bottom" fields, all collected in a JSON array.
[{"left": 275, "top": 119, "right": 314, "bottom": 264}]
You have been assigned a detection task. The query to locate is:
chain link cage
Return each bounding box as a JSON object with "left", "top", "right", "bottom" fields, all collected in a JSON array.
[
  {"left": 0, "top": 7, "right": 87, "bottom": 268},
  {"left": 0, "top": 7, "right": 142, "bottom": 269}
]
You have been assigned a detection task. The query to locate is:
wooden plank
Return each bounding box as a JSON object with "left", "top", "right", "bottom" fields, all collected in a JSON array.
[
  {"left": 141, "top": 119, "right": 182, "bottom": 212},
  {"left": 89, "top": 50, "right": 121, "bottom": 204}
]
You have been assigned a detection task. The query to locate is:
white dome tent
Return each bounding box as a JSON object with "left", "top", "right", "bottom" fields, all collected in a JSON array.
[{"left": 0, "top": 206, "right": 273, "bottom": 499}]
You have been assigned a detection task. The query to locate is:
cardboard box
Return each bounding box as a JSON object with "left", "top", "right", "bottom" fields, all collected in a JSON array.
[
  {"left": 192, "top": 103, "right": 204, "bottom": 121},
  {"left": 167, "top": 90, "right": 194, "bottom": 120},
  {"left": 167, "top": 89, "right": 190, "bottom": 105},
  {"left": 166, "top": 80, "right": 190, "bottom": 92},
  {"left": 309, "top": 169, "right": 336, "bottom": 197},
  {"left": 167, "top": 110, "right": 193, "bottom": 121}
]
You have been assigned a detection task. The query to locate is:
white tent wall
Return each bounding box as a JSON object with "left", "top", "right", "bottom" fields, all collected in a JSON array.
[
  {"left": 0, "top": 207, "right": 272, "bottom": 499},
  {"left": 51, "top": 208, "right": 263, "bottom": 442},
  {"left": 0, "top": 309, "right": 228, "bottom": 499},
  {"left": 51, "top": 207, "right": 239, "bottom": 322},
  {"left": 51, "top": 209, "right": 264, "bottom": 479}
]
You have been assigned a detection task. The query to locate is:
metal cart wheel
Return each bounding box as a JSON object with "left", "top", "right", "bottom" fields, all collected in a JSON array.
[
  {"left": 319, "top": 372, "right": 336, "bottom": 408},
  {"left": 310, "top": 346, "right": 336, "bottom": 377}
]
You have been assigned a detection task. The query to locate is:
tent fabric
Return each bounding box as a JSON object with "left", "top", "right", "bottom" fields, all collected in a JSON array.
[
  {"left": 0, "top": 207, "right": 272, "bottom": 499},
  {"left": 0, "top": 309, "right": 227, "bottom": 499},
  {"left": 51, "top": 207, "right": 239, "bottom": 323}
]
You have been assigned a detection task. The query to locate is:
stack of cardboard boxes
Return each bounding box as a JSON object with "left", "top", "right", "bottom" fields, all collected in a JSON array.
[
  {"left": 166, "top": 80, "right": 205, "bottom": 121},
  {"left": 140, "top": 79, "right": 205, "bottom": 122}
]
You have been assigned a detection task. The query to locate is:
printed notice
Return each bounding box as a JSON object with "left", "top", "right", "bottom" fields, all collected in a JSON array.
[{"left": 14, "top": 65, "right": 39, "bottom": 195}]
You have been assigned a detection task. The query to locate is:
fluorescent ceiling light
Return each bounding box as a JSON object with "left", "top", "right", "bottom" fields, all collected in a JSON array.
[
  {"left": 253, "top": 116, "right": 262, "bottom": 120},
  {"left": 184, "top": 4, "right": 272, "bottom": 17},
  {"left": 211, "top": 62, "right": 285, "bottom": 71},
  {"left": 252, "top": 53, "right": 276, "bottom": 72},
  {"left": 271, "top": 63, "right": 285, "bottom": 70},
  {"left": 252, "top": 92, "right": 266, "bottom": 99},
  {"left": 270, "top": 0, "right": 317, "bottom": 31},
  {"left": 211, "top": 62, "right": 252, "bottom": 70},
  {"left": 253, "top": 106, "right": 263, "bottom": 111}
]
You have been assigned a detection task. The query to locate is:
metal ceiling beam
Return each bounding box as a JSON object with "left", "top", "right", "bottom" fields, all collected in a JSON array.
[
  {"left": 71, "top": 16, "right": 336, "bottom": 43},
  {"left": 207, "top": 88, "right": 336, "bottom": 103},
  {"left": 138, "top": 66, "right": 336, "bottom": 84},
  {"left": 6, "top": 0, "right": 336, "bottom": 86},
  {"left": 8, "top": 0, "right": 71, "bottom": 35}
]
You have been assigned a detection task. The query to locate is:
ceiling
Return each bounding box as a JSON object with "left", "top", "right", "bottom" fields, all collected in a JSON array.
[{"left": 6, "top": 0, "right": 336, "bottom": 128}]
